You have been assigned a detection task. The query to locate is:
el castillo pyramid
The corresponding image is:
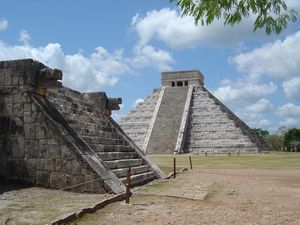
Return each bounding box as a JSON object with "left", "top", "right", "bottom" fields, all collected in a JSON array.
[{"left": 119, "top": 70, "right": 266, "bottom": 154}]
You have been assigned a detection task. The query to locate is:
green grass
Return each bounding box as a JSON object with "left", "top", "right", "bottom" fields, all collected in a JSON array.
[{"left": 149, "top": 152, "right": 300, "bottom": 174}]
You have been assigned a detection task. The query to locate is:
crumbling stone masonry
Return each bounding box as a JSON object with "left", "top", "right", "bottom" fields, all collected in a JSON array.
[
  {"left": 120, "top": 70, "right": 267, "bottom": 154},
  {"left": 0, "top": 59, "right": 165, "bottom": 194}
]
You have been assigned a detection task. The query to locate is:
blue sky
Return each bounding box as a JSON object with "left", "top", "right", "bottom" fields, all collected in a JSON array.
[{"left": 0, "top": 0, "right": 300, "bottom": 132}]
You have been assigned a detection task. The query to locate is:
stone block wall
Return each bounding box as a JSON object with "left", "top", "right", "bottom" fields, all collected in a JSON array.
[
  {"left": 0, "top": 59, "right": 164, "bottom": 193},
  {"left": 0, "top": 59, "right": 111, "bottom": 193}
]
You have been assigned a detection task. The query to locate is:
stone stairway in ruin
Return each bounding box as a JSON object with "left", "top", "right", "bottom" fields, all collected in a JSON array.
[
  {"left": 185, "top": 86, "right": 258, "bottom": 153},
  {"left": 119, "top": 88, "right": 161, "bottom": 150},
  {"left": 46, "top": 88, "right": 157, "bottom": 187}
]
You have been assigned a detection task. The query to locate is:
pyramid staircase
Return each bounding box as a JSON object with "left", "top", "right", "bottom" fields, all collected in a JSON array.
[
  {"left": 46, "top": 87, "right": 162, "bottom": 187},
  {"left": 119, "top": 88, "right": 162, "bottom": 149}
]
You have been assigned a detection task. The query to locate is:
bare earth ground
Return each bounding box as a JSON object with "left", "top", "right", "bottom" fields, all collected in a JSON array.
[
  {"left": 73, "top": 168, "right": 300, "bottom": 225},
  {"left": 0, "top": 185, "right": 111, "bottom": 225}
]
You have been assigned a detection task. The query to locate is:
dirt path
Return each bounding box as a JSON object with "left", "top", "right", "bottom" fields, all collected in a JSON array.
[{"left": 72, "top": 169, "right": 300, "bottom": 225}]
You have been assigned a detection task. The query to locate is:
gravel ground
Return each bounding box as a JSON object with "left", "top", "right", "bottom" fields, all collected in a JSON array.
[{"left": 72, "top": 168, "right": 300, "bottom": 225}]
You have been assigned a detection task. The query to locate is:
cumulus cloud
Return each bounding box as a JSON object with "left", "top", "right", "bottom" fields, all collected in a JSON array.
[
  {"left": 276, "top": 103, "right": 300, "bottom": 128},
  {"left": 0, "top": 29, "right": 175, "bottom": 91},
  {"left": 252, "top": 119, "right": 273, "bottom": 128},
  {"left": 231, "top": 31, "right": 300, "bottom": 81},
  {"left": 283, "top": 77, "right": 300, "bottom": 100},
  {"left": 213, "top": 81, "right": 277, "bottom": 105},
  {"left": 277, "top": 103, "right": 300, "bottom": 118},
  {"left": 131, "top": 44, "right": 174, "bottom": 71},
  {"left": 244, "top": 99, "right": 275, "bottom": 114},
  {"left": 0, "top": 40, "right": 131, "bottom": 91},
  {"left": 19, "top": 30, "right": 31, "bottom": 44},
  {"left": 279, "top": 118, "right": 300, "bottom": 128},
  {"left": 131, "top": 8, "right": 263, "bottom": 49},
  {"left": 0, "top": 18, "right": 8, "bottom": 31}
]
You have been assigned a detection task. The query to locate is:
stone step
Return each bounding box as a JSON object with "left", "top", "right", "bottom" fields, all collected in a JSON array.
[
  {"left": 83, "top": 136, "right": 125, "bottom": 145},
  {"left": 104, "top": 159, "right": 143, "bottom": 169},
  {"left": 80, "top": 131, "right": 121, "bottom": 139},
  {"left": 97, "top": 152, "right": 138, "bottom": 161},
  {"left": 90, "top": 145, "right": 133, "bottom": 153},
  {"left": 111, "top": 165, "right": 150, "bottom": 178},
  {"left": 119, "top": 171, "right": 156, "bottom": 187}
]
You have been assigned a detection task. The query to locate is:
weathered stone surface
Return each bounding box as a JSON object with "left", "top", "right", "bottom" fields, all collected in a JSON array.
[
  {"left": 0, "top": 59, "right": 164, "bottom": 193},
  {"left": 146, "top": 87, "right": 189, "bottom": 154}
]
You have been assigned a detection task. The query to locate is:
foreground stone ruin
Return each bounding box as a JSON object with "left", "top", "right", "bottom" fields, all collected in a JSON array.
[
  {"left": 0, "top": 59, "right": 165, "bottom": 193},
  {"left": 120, "top": 70, "right": 267, "bottom": 154}
]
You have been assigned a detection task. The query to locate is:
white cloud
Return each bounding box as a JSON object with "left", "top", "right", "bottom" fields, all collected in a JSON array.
[
  {"left": 283, "top": 77, "right": 300, "bottom": 100},
  {"left": 277, "top": 103, "right": 300, "bottom": 118},
  {"left": 133, "top": 98, "right": 144, "bottom": 107},
  {"left": 0, "top": 29, "right": 174, "bottom": 91},
  {"left": 213, "top": 81, "right": 277, "bottom": 105},
  {"left": 231, "top": 31, "right": 300, "bottom": 80},
  {"left": 279, "top": 118, "right": 300, "bottom": 128},
  {"left": 19, "top": 30, "right": 31, "bottom": 44},
  {"left": 244, "top": 99, "right": 275, "bottom": 114},
  {"left": 131, "top": 8, "right": 264, "bottom": 49},
  {"left": 131, "top": 44, "right": 174, "bottom": 71},
  {"left": 252, "top": 119, "right": 273, "bottom": 128},
  {"left": 0, "top": 41, "right": 131, "bottom": 91},
  {"left": 0, "top": 18, "right": 8, "bottom": 31}
]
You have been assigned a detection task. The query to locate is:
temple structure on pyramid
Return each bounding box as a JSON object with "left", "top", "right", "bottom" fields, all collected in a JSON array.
[{"left": 119, "top": 70, "right": 267, "bottom": 154}]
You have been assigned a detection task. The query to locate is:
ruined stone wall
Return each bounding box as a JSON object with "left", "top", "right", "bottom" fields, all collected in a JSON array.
[
  {"left": 0, "top": 59, "right": 165, "bottom": 193},
  {"left": 0, "top": 59, "right": 107, "bottom": 193}
]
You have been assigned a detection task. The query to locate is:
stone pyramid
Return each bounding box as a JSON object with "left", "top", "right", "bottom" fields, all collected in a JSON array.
[
  {"left": 120, "top": 70, "right": 266, "bottom": 154},
  {"left": 0, "top": 59, "right": 164, "bottom": 194}
]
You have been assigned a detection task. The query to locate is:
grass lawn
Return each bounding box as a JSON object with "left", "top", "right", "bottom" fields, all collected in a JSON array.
[{"left": 149, "top": 152, "right": 300, "bottom": 174}]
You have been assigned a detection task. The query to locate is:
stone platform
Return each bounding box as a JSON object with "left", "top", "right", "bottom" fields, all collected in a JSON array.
[{"left": 0, "top": 59, "right": 165, "bottom": 194}]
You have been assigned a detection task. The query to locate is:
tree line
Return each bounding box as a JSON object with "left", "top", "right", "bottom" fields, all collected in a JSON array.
[{"left": 251, "top": 127, "right": 300, "bottom": 152}]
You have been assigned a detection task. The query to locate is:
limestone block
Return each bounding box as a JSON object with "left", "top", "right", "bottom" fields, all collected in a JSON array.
[
  {"left": 36, "top": 123, "right": 48, "bottom": 139},
  {"left": 46, "top": 144, "right": 61, "bottom": 159},
  {"left": 45, "top": 159, "right": 55, "bottom": 171},
  {"left": 61, "top": 146, "right": 74, "bottom": 159},
  {"left": 24, "top": 139, "right": 39, "bottom": 158},
  {"left": 36, "top": 158, "right": 45, "bottom": 170},
  {"left": 24, "top": 123, "right": 35, "bottom": 139},
  {"left": 13, "top": 103, "right": 23, "bottom": 115},
  {"left": 24, "top": 111, "right": 32, "bottom": 123},
  {"left": 49, "top": 172, "right": 65, "bottom": 189},
  {"left": 36, "top": 170, "right": 49, "bottom": 186},
  {"left": 11, "top": 136, "right": 25, "bottom": 158}
]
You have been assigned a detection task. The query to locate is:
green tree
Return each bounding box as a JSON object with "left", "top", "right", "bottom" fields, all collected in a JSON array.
[
  {"left": 251, "top": 128, "right": 269, "bottom": 140},
  {"left": 266, "top": 134, "right": 284, "bottom": 151},
  {"left": 284, "top": 128, "right": 300, "bottom": 151},
  {"left": 170, "top": 0, "right": 298, "bottom": 34}
]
